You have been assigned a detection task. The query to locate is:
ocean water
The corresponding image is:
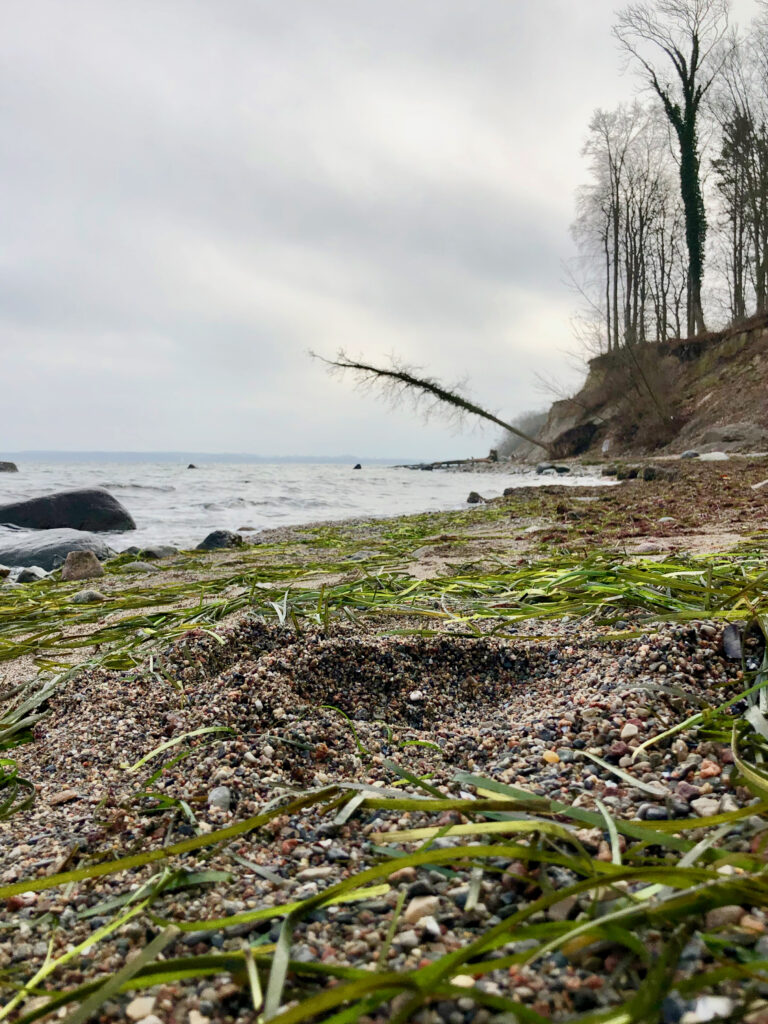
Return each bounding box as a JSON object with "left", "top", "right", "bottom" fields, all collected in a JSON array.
[{"left": 0, "top": 461, "right": 611, "bottom": 551}]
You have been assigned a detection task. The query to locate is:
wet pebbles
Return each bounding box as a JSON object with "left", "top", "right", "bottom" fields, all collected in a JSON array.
[{"left": 0, "top": 616, "right": 761, "bottom": 1021}]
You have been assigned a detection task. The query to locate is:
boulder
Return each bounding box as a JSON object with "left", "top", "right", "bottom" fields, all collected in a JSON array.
[
  {"left": 466, "top": 491, "right": 484, "bottom": 504},
  {"left": 61, "top": 550, "right": 105, "bottom": 582},
  {"left": 196, "top": 530, "right": 244, "bottom": 551},
  {"left": 0, "top": 529, "right": 114, "bottom": 571},
  {"left": 0, "top": 488, "right": 135, "bottom": 532},
  {"left": 139, "top": 545, "right": 179, "bottom": 560},
  {"left": 0, "top": 462, "right": 18, "bottom": 473},
  {"left": 16, "top": 566, "right": 47, "bottom": 583},
  {"left": 700, "top": 422, "right": 768, "bottom": 447},
  {"left": 353, "top": 463, "right": 362, "bottom": 470}
]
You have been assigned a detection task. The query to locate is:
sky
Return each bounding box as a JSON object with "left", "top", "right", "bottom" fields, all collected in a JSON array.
[{"left": 1, "top": 0, "right": 761, "bottom": 459}]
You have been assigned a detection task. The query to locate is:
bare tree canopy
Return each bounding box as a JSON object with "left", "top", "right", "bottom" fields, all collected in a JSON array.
[
  {"left": 313, "top": 351, "right": 551, "bottom": 452},
  {"left": 614, "top": 0, "right": 731, "bottom": 336}
]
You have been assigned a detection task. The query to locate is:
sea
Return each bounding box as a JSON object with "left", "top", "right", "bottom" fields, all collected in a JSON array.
[{"left": 0, "top": 459, "right": 610, "bottom": 552}]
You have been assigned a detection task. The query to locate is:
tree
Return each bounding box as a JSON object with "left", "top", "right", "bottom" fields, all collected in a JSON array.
[
  {"left": 312, "top": 351, "right": 551, "bottom": 452},
  {"left": 571, "top": 102, "right": 686, "bottom": 351},
  {"left": 614, "top": 0, "right": 731, "bottom": 336}
]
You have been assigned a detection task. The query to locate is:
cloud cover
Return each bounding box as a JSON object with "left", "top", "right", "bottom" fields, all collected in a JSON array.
[{"left": 0, "top": 0, "right": 758, "bottom": 457}]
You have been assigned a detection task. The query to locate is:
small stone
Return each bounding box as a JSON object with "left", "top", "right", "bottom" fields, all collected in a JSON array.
[
  {"left": 49, "top": 790, "right": 79, "bottom": 806},
  {"left": 126, "top": 997, "right": 156, "bottom": 1022},
  {"left": 404, "top": 895, "right": 440, "bottom": 924},
  {"left": 691, "top": 796, "right": 720, "bottom": 818},
  {"left": 419, "top": 915, "right": 442, "bottom": 939},
  {"left": 394, "top": 928, "right": 419, "bottom": 949},
  {"left": 71, "top": 589, "right": 106, "bottom": 604},
  {"left": 620, "top": 723, "right": 639, "bottom": 740},
  {"left": 705, "top": 905, "right": 744, "bottom": 930},
  {"left": 542, "top": 750, "right": 560, "bottom": 764},
  {"left": 450, "top": 975, "right": 476, "bottom": 988},
  {"left": 699, "top": 759, "right": 722, "bottom": 778},
  {"left": 548, "top": 896, "right": 577, "bottom": 921},
  {"left": 61, "top": 550, "right": 105, "bottom": 581},
  {"left": 740, "top": 914, "right": 765, "bottom": 933},
  {"left": 408, "top": 690, "right": 426, "bottom": 703},
  {"left": 296, "top": 866, "right": 334, "bottom": 882},
  {"left": 389, "top": 866, "right": 417, "bottom": 883},
  {"left": 189, "top": 1011, "right": 211, "bottom": 1024},
  {"left": 120, "top": 561, "right": 158, "bottom": 573},
  {"left": 207, "top": 786, "right": 231, "bottom": 811}
]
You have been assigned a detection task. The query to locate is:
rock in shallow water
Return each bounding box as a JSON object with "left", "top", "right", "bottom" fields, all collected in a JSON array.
[
  {"left": 0, "top": 528, "right": 114, "bottom": 571},
  {"left": 0, "top": 487, "right": 135, "bottom": 532}
]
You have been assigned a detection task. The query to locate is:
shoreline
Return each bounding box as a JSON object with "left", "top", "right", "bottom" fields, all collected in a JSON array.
[{"left": 2, "top": 460, "right": 768, "bottom": 1021}]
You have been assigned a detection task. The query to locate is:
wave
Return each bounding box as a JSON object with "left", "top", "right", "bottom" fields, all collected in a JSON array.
[{"left": 101, "top": 482, "right": 177, "bottom": 492}]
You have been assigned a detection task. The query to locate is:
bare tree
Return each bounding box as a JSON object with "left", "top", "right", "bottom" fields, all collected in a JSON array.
[
  {"left": 571, "top": 102, "right": 686, "bottom": 351},
  {"left": 312, "top": 351, "right": 551, "bottom": 452},
  {"left": 614, "top": 0, "right": 731, "bottom": 336}
]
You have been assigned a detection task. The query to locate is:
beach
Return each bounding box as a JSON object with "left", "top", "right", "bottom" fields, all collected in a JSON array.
[{"left": 2, "top": 458, "right": 768, "bottom": 1022}]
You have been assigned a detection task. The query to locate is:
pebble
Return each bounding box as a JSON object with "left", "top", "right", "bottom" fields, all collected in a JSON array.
[
  {"left": 690, "top": 797, "right": 720, "bottom": 818},
  {"left": 404, "top": 896, "right": 440, "bottom": 924},
  {"left": 207, "top": 786, "right": 231, "bottom": 811},
  {"left": 705, "top": 905, "right": 745, "bottom": 930},
  {"left": 394, "top": 929, "right": 419, "bottom": 950},
  {"left": 126, "top": 996, "right": 156, "bottom": 1021},
  {"left": 71, "top": 589, "right": 107, "bottom": 604}
]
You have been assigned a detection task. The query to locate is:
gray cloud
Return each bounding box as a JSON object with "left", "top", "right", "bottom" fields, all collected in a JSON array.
[{"left": 1, "top": 0, "right": 760, "bottom": 455}]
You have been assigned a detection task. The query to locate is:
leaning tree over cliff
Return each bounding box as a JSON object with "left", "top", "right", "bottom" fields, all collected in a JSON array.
[{"left": 614, "top": 0, "right": 731, "bottom": 337}]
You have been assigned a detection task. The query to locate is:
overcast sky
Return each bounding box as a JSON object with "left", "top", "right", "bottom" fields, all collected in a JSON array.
[{"left": 1, "top": 0, "right": 760, "bottom": 458}]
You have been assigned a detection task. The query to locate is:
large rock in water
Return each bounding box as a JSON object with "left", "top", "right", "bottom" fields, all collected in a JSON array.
[
  {"left": 0, "top": 529, "right": 114, "bottom": 570},
  {"left": 0, "top": 488, "right": 135, "bottom": 532}
]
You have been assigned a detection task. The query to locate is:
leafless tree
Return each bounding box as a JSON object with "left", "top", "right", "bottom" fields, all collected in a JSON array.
[{"left": 614, "top": 0, "right": 731, "bottom": 336}]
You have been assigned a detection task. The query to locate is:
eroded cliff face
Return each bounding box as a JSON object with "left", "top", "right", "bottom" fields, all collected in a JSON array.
[{"left": 520, "top": 314, "right": 768, "bottom": 460}]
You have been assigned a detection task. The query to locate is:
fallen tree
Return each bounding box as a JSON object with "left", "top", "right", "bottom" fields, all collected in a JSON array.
[{"left": 313, "top": 350, "right": 552, "bottom": 453}]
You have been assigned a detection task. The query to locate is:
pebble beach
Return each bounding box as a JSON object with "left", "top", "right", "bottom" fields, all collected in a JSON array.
[{"left": 3, "top": 458, "right": 768, "bottom": 1023}]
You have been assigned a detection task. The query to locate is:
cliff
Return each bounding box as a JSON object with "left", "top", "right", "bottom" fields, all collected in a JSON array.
[{"left": 522, "top": 312, "right": 768, "bottom": 460}]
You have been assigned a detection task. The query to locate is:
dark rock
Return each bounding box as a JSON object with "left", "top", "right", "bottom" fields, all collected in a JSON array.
[
  {"left": 536, "top": 463, "right": 556, "bottom": 474},
  {"left": 572, "top": 990, "right": 599, "bottom": 1012},
  {"left": 503, "top": 487, "right": 516, "bottom": 496},
  {"left": 722, "top": 623, "right": 743, "bottom": 660},
  {"left": 60, "top": 550, "right": 105, "bottom": 582},
  {"left": 0, "top": 529, "right": 114, "bottom": 571},
  {"left": 466, "top": 492, "right": 484, "bottom": 504},
  {"left": 642, "top": 465, "right": 657, "bottom": 481},
  {"left": 16, "top": 566, "right": 47, "bottom": 583},
  {"left": 0, "top": 488, "right": 135, "bottom": 532},
  {"left": 187, "top": 464, "right": 197, "bottom": 469},
  {"left": 0, "top": 462, "right": 18, "bottom": 473},
  {"left": 139, "top": 545, "right": 179, "bottom": 560},
  {"left": 551, "top": 421, "right": 600, "bottom": 458},
  {"left": 638, "top": 803, "right": 670, "bottom": 821},
  {"left": 353, "top": 463, "right": 362, "bottom": 470},
  {"left": 196, "top": 530, "right": 244, "bottom": 551},
  {"left": 602, "top": 465, "right": 618, "bottom": 476}
]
